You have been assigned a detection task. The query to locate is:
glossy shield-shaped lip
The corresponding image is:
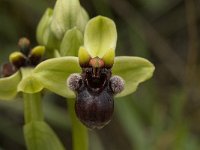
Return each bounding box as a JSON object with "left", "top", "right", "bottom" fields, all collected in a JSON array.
[
  {"left": 73, "top": 65, "right": 114, "bottom": 129},
  {"left": 75, "top": 85, "right": 114, "bottom": 129}
]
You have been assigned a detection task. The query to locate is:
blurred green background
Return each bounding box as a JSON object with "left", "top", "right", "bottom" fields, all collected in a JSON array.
[{"left": 0, "top": 0, "right": 200, "bottom": 149}]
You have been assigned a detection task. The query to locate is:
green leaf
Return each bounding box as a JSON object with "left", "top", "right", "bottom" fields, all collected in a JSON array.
[
  {"left": 84, "top": 16, "right": 117, "bottom": 58},
  {"left": 60, "top": 28, "right": 83, "bottom": 56},
  {"left": 51, "top": 0, "right": 88, "bottom": 40},
  {"left": 18, "top": 68, "right": 44, "bottom": 93},
  {"left": 0, "top": 71, "right": 21, "bottom": 100},
  {"left": 33, "top": 57, "right": 81, "bottom": 98},
  {"left": 24, "top": 121, "right": 65, "bottom": 150},
  {"left": 112, "top": 56, "right": 155, "bottom": 97}
]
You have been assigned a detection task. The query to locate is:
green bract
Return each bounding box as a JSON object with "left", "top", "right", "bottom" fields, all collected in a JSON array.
[{"left": 24, "top": 121, "right": 65, "bottom": 150}]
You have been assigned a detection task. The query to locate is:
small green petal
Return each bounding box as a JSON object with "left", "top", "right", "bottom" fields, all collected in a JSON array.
[
  {"left": 18, "top": 68, "right": 44, "bottom": 93},
  {"left": 78, "top": 47, "right": 91, "bottom": 66},
  {"left": 60, "top": 28, "right": 83, "bottom": 56},
  {"left": 0, "top": 71, "right": 21, "bottom": 100},
  {"left": 24, "top": 121, "right": 65, "bottom": 150},
  {"left": 33, "top": 57, "right": 81, "bottom": 98},
  {"left": 112, "top": 56, "right": 155, "bottom": 97},
  {"left": 102, "top": 48, "right": 115, "bottom": 67},
  {"left": 84, "top": 16, "right": 117, "bottom": 58}
]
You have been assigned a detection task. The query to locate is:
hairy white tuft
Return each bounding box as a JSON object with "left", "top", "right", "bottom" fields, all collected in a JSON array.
[
  {"left": 110, "top": 76, "right": 125, "bottom": 94},
  {"left": 67, "top": 73, "right": 82, "bottom": 91}
]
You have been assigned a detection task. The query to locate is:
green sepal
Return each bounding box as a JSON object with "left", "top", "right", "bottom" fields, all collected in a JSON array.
[
  {"left": 17, "top": 68, "right": 44, "bottom": 93},
  {"left": 112, "top": 56, "right": 155, "bottom": 97},
  {"left": 51, "top": 0, "right": 88, "bottom": 40},
  {"left": 0, "top": 71, "right": 21, "bottom": 100},
  {"left": 34, "top": 57, "right": 81, "bottom": 98},
  {"left": 84, "top": 16, "right": 117, "bottom": 58},
  {"left": 24, "top": 121, "right": 65, "bottom": 150},
  {"left": 60, "top": 28, "right": 83, "bottom": 56},
  {"left": 36, "top": 8, "right": 60, "bottom": 51}
]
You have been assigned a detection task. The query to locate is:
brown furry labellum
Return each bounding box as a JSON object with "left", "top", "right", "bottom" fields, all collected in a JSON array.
[{"left": 67, "top": 57, "right": 124, "bottom": 129}]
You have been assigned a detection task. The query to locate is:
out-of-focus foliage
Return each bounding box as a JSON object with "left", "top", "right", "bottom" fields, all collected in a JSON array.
[{"left": 0, "top": 0, "right": 200, "bottom": 150}]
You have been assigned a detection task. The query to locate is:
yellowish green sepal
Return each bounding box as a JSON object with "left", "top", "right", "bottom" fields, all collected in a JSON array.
[
  {"left": 112, "top": 56, "right": 155, "bottom": 97},
  {"left": 84, "top": 16, "right": 117, "bottom": 58},
  {"left": 34, "top": 57, "right": 81, "bottom": 98}
]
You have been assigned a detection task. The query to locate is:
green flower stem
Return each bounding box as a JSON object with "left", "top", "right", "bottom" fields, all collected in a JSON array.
[
  {"left": 20, "top": 67, "right": 44, "bottom": 123},
  {"left": 67, "top": 99, "right": 88, "bottom": 150},
  {"left": 23, "top": 92, "right": 44, "bottom": 124}
]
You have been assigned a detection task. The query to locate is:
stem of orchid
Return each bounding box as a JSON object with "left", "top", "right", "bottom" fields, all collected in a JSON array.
[
  {"left": 20, "top": 67, "right": 44, "bottom": 123},
  {"left": 67, "top": 99, "right": 88, "bottom": 150},
  {"left": 23, "top": 92, "right": 44, "bottom": 124}
]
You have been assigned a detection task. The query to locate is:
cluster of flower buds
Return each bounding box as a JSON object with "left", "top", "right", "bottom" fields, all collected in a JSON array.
[
  {"left": 1, "top": 38, "right": 45, "bottom": 78},
  {"left": 37, "top": 0, "right": 89, "bottom": 57}
]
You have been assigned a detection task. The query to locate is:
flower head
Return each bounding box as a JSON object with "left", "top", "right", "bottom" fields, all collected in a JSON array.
[{"left": 32, "top": 16, "right": 155, "bottom": 128}]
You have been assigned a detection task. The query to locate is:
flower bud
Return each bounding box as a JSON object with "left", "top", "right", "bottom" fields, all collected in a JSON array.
[
  {"left": 51, "top": 0, "right": 89, "bottom": 40},
  {"left": 9, "top": 51, "right": 26, "bottom": 69},
  {"left": 29, "top": 46, "right": 45, "bottom": 66},
  {"left": 36, "top": 8, "right": 60, "bottom": 51},
  {"left": 18, "top": 37, "right": 31, "bottom": 56},
  {"left": 0, "top": 63, "right": 16, "bottom": 77},
  {"left": 60, "top": 28, "right": 83, "bottom": 56}
]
